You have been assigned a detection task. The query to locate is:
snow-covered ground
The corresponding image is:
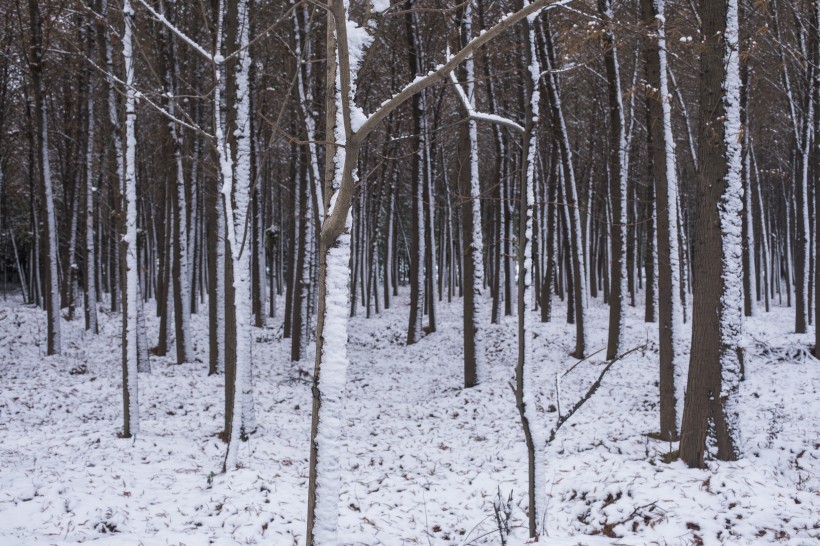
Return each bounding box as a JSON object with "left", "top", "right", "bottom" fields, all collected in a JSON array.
[{"left": 0, "top": 291, "right": 817, "bottom": 545}]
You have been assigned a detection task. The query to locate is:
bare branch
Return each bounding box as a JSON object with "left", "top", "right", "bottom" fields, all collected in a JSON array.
[
  {"left": 449, "top": 70, "right": 524, "bottom": 133},
  {"left": 547, "top": 341, "right": 648, "bottom": 445},
  {"left": 135, "top": 0, "right": 214, "bottom": 62}
]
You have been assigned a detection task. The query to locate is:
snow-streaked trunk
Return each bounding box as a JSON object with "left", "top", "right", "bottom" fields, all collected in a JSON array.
[
  {"left": 121, "top": 0, "right": 139, "bottom": 438},
  {"left": 189, "top": 133, "right": 201, "bottom": 315},
  {"left": 223, "top": 0, "right": 257, "bottom": 470},
  {"left": 210, "top": 0, "right": 227, "bottom": 376},
  {"left": 540, "top": 18, "right": 587, "bottom": 357},
  {"left": 300, "top": 188, "right": 314, "bottom": 357},
  {"left": 27, "top": 0, "right": 61, "bottom": 355},
  {"left": 680, "top": 0, "right": 743, "bottom": 467},
  {"left": 642, "top": 0, "right": 682, "bottom": 439},
  {"left": 716, "top": 0, "right": 744, "bottom": 449},
  {"left": 795, "top": 93, "right": 812, "bottom": 333},
  {"left": 814, "top": 0, "right": 820, "bottom": 358},
  {"left": 309, "top": 212, "right": 352, "bottom": 545},
  {"left": 406, "top": 4, "right": 426, "bottom": 344},
  {"left": 384, "top": 182, "right": 394, "bottom": 309},
  {"left": 41, "top": 105, "right": 60, "bottom": 355},
  {"left": 740, "top": 59, "right": 756, "bottom": 318},
  {"left": 307, "top": 0, "right": 370, "bottom": 540},
  {"left": 750, "top": 146, "right": 771, "bottom": 312},
  {"left": 293, "top": 2, "right": 324, "bottom": 221},
  {"left": 84, "top": 57, "right": 98, "bottom": 334},
  {"left": 600, "top": 0, "right": 628, "bottom": 361},
  {"left": 215, "top": 196, "right": 227, "bottom": 374},
  {"left": 136, "top": 284, "right": 150, "bottom": 373},
  {"left": 458, "top": 2, "right": 487, "bottom": 387},
  {"left": 515, "top": 8, "right": 546, "bottom": 538},
  {"left": 67, "top": 182, "right": 80, "bottom": 320},
  {"left": 166, "top": 72, "right": 193, "bottom": 364}
]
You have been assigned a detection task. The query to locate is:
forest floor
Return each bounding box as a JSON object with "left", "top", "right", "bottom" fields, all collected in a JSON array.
[{"left": 0, "top": 290, "right": 818, "bottom": 545}]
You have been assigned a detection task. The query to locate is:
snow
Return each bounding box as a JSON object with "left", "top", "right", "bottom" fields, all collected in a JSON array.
[
  {"left": 371, "top": 0, "right": 390, "bottom": 13},
  {"left": 1, "top": 286, "right": 817, "bottom": 545},
  {"left": 345, "top": 20, "right": 372, "bottom": 74}
]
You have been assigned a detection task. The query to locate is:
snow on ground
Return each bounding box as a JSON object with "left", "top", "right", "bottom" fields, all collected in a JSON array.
[{"left": 0, "top": 290, "right": 817, "bottom": 545}]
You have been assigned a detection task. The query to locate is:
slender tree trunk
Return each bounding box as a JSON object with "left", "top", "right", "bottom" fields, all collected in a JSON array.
[
  {"left": 28, "top": 0, "right": 61, "bottom": 355},
  {"left": 642, "top": 0, "right": 681, "bottom": 441},
  {"left": 814, "top": 0, "right": 820, "bottom": 358},
  {"left": 457, "top": 3, "right": 487, "bottom": 387},
  {"left": 540, "top": 17, "right": 586, "bottom": 357},
  {"left": 223, "top": 0, "right": 257, "bottom": 470},
  {"left": 84, "top": 22, "right": 99, "bottom": 334},
  {"left": 405, "top": 2, "right": 425, "bottom": 345},
  {"left": 515, "top": 12, "right": 545, "bottom": 537},
  {"left": 120, "top": 0, "right": 139, "bottom": 438},
  {"left": 740, "top": 57, "right": 756, "bottom": 318},
  {"left": 600, "top": 0, "right": 628, "bottom": 361}
]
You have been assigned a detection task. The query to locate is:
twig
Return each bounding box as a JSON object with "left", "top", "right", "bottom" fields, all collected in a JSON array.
[
  {"left": 548, "top": 341, "right": 648, "bottom": 444},
  {"left": 561, "top": 346, "right": 606, "bottom": 377}
]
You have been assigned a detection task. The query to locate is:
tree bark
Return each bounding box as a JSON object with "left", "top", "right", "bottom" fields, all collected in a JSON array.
[
  {"left": 641, "top": 0, "right": 681, "bottom": 441},
  {"left": 679, "top": 0, "right": 744, "bottom": 468}
]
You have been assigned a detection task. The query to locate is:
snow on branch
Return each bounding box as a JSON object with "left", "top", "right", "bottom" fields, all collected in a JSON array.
[
  {"left": 547, "top": 340, "right": 648, "bottom": 445},
  {"left": 135, "top": 0, "right": 214, "bottom": 63},
  {"left": 449, "top": 70, "right": 524, "bottom": 133},
  {"left": 352, "top": 0, "right": 573, "bottom": 143},
  {"left": 84, "top": 53, "right": 212, "bottom": 138}
]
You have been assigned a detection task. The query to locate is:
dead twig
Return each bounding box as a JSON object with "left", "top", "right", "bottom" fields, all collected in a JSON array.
[{"left": 548, "top": 340, "right": 648, "bottom": 445}]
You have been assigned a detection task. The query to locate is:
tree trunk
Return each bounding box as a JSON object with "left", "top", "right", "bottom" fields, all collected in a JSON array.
[
  {"left": 540, "top": 17, "right": 586, "bottom": 357},
  {"left": 28, "top": 0, "right": 61, "bottom": 355},
  {"left": 679, "top": 0, "right": 744, "bottom": 468},
  {"left": 641, "top": 0, "right": 681, "bottom": 441},
  {"left": 405, "top": 1, "right": 425, "bottom": 345},
  {"left": 84, "top": 19, "right": 99, "bottom": 334},
  {"left": 120, "top": 0, "right": 139, "bottom": 438},
  {"left": 600, "top": 0, "right": 628, "bottom": 361}
]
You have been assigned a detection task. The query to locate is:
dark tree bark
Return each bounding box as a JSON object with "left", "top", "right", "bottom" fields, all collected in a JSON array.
[
  {"left": 679, "top": 0, "right": 744, "bottom": 468},
  {"left": 641, "top": 0, "right": 679, "bottom": 441}
]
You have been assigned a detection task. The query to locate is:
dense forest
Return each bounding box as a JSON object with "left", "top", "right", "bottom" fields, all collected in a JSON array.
[{"left": 0, "top": 0, "right": 818, "bottom": 544}]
